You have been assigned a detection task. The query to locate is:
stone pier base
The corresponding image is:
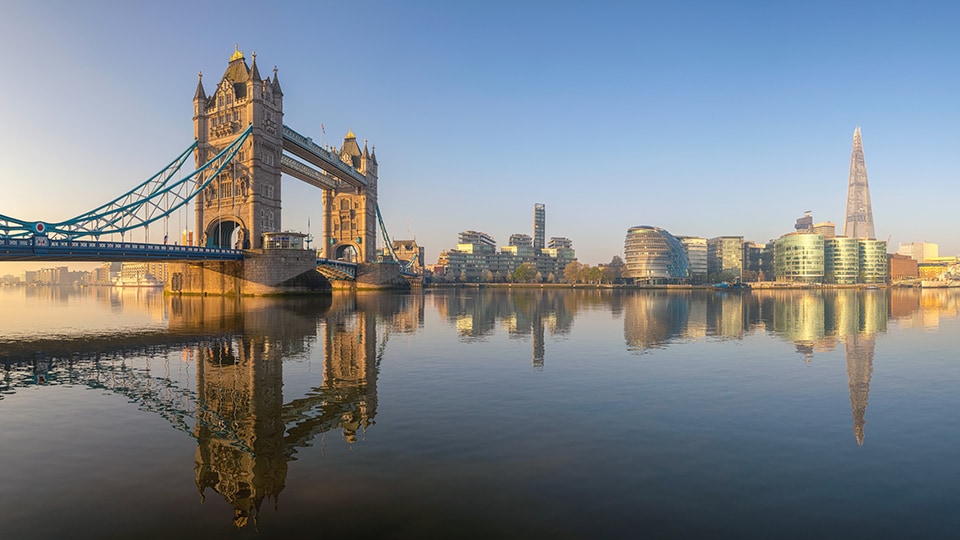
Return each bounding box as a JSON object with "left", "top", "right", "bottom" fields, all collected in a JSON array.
[
  {"left": 166, "top": 249, "right": 331, "bottom": 296},
  {"left": 331, "top": 261, "right": 411, "bottom": 290}
]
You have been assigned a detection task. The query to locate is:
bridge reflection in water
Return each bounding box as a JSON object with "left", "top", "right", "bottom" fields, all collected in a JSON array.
[
  {"left": 3, "top": 288, "right": 960, "bottom": 528},
  {"left": 0, "top": 291, "right": 424, "bottom": 528}
]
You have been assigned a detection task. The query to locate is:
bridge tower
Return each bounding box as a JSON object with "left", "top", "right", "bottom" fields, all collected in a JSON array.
[
  {"left": 320, "top": 133, "right": 379, "bottom": 263},
  {"left": 194, "top": 47, "right": 283, "bottom": 249}
]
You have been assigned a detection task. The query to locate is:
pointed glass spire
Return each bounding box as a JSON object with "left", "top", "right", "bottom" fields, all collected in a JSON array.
[{"left": 843, "top": 127, "right": 876, "bottom": 239}]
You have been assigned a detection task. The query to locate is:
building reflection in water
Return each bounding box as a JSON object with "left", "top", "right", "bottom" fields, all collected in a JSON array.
[
  {"left": 431, "top": 288, "right": 581, "bottom": 368},
  {"left": 621, "top": 289, "right": 897, "bottom": 446},
  {"left": 7, "top": 286, "right": 960, "bottom": 524}
]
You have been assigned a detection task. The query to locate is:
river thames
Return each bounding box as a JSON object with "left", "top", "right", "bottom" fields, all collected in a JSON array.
[{"left": 2, "top": 286, "right": 959, "bottom": 538}]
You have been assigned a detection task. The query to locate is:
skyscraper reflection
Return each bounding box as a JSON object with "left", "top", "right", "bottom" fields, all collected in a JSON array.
[
  {"left": 432, "top": 288, "right": 578, "bottom": 366},
  {"left": 619, "top": 289, "right": 898, "bottom": 445}
]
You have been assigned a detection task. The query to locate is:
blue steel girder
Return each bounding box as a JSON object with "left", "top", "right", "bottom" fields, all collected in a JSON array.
[
  {"left": 317, "top": 257, "right": 357, "bottom": 280},
  {"left": 0, "top": 126, "right": 251, "bottom": 241}
]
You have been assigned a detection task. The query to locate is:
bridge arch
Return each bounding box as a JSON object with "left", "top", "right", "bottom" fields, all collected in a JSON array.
[
  {"left": 334, "top": 243, "right": 359, "bottom": 263},
  {"left": 205, "top": 217, "right": 248, "bottom": 249}
]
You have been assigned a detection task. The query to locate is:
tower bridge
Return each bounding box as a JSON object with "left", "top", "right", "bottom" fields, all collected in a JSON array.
[{"left": 0, "top": 47, "right": 414, "bottom": 293}]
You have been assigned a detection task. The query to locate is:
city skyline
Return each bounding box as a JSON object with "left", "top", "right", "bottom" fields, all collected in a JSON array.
[{"left": 2, "top": 1, "right": 959, "bottom": 274}]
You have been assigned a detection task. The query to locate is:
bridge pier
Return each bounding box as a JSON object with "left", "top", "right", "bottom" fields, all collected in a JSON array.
[
  {"left": 166, "top": 248, "right": 330, "bottom": 296},
  {"left": 329, "top": 261, "right": 410, "bottom": 291}
]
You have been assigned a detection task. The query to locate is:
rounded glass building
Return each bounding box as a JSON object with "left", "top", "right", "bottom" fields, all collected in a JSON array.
[
  {"left": 774, "top": 233, "right": 824, "bottom": 283},
  {"left": 623, "top": 226, "right": 689, "bottom": 282}
]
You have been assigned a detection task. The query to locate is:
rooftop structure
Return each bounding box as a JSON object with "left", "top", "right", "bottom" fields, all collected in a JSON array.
[
  {"left": 457, "top": 230, "right": 496, "bottom": 251},
  {"left": 548, "top": 237, "right": 572, "bottom": 249},
  {"left": 813, "top": 222, "right": 836, "bottom": 239},
  {"left": 509, "top": 234, "right": 532, "bottom": 247}
]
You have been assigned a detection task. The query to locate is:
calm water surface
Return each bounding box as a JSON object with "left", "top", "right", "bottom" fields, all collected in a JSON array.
[{"left": 1, "top": 286, "right": 959, "bottom": 539}]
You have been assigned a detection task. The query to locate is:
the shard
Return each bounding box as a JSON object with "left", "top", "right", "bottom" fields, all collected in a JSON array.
[{"left": 843, "top": 127, "right": 876, "bottom": 239}]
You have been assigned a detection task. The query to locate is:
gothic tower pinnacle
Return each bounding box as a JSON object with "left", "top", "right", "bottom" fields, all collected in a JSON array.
[{"left": 843, "top": 127, "right": 876, "bottom": 240}]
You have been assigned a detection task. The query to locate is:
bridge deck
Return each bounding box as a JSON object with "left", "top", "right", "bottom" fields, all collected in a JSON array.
[{"left": 0, "top": 237, "right": 242, "bottom": 262}]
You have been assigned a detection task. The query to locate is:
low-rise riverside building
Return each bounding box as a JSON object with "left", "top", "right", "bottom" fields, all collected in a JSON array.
[
  {"left": 888, "top": 253, "right": 918, "bottom": 281},
  {"left": 436, "top": 229, "right": 576, "bottom": 282},
  {"left": 774, "top": 233, "right": 888, "bottom": 284}
]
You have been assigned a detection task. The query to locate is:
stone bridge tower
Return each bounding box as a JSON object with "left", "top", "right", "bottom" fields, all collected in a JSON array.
[
  {"left": 321, "top": 133, "right": 378, "bottom": 262},
  {"left": 193, "top": 47, "right": 283, "bottom": 249}
]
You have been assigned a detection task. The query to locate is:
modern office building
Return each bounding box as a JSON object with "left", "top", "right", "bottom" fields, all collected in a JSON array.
[
  {"left": 824, "top": 237, "right": 860, "bottom": 285},
  {"left": 897, "top": 242, "right": 938, "bottom": 263},
  {"left": 707, "top": 236, "right": 744, "bottom": 280},
  {"left": 774, "top": 233, "right": 824, "bottom": 283},
  {"left": 533, "top": 203, "right": 546, "bottom": 251},
  {"left": 623, "top": 226, "right": 689, "bottom": 282},
  {"left": 677, "top": 236, "right": 708, "bottom": 278},
  {"left": 795, "top": 211, "right": 814, "bottom": 232},
  {"left": 844, "top": 127, "right": 877, "bottom": 240},
  {"left": 742, "top": 241, "right": 774, "bottom": 281},
  {"left": 858, "top": 239, "right": 888, "bottom": 283}
]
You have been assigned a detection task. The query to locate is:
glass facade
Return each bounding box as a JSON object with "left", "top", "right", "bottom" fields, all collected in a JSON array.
[
  {"left": 824, "top": 237, "right": 860, "bottom": 284},
  {"left": 677, "top": 236, "right": 708, "bottom": 276},
  {"left": 623, "top": 226, "right": 689, "bottom": 281},
  {"left": 707, "top": 236, "right": 744, "bottom": 280},
  {"left": 774, "top": 233, "right": 824, "bottom": 283},
  {"left": 858, "top": 240, "right": 888, "bottom": 284}
]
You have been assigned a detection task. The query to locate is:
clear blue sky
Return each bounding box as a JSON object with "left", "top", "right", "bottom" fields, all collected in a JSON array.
[{"left": 2, "top": 0, "right": 959, "bottom": 275}]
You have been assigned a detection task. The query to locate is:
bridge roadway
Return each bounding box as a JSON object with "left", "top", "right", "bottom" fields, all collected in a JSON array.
[
  {"left": 0, "top": 236, "right": 242, "bottom": 262},
  {"left": 1, "top": 235, "right": 361, "bottom": 277}
]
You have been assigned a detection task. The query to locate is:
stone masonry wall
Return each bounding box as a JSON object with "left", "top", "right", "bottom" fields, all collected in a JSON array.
[{"left": 166, "top": 249, "right": 330, "bottom": 296}]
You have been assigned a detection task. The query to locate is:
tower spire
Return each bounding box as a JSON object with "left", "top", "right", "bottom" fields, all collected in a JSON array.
[
  {"left": 194, "top": 71, "right": 206, "bottom": 101},
  {"left": 843, "top": 127, "right": 876, "bottom": 239}
]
